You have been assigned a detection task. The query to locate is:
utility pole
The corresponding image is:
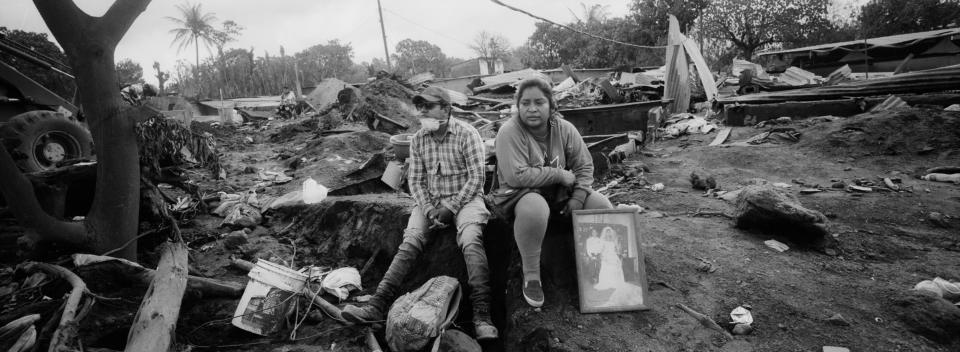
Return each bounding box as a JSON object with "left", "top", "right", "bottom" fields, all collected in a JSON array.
[{"left": 377, "top": 0, "right": 391, "bottom": 70}]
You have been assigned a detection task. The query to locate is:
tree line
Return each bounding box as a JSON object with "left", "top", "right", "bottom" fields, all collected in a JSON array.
[{"left": 2, "top": 0, "right": 958, "bottom": 101}]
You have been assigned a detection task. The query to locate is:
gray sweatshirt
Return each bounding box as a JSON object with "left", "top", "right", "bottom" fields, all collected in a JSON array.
[{"left": 494, "top": 113, "right": 594, "bottom": 193}]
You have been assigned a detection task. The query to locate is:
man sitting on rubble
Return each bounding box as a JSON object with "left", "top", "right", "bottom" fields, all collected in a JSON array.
[{"left": 341, "top": 86, "right": 498, "bottom": 341}]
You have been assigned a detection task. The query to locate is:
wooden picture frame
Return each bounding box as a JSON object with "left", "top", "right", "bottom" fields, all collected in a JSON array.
[{"left": 571, "top": 208, "right": 650, "bottom": 313}]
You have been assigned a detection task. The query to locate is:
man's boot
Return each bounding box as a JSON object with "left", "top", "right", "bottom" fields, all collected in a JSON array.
[
  {"left": 342, "top": 239, "right": 423, "bottom": 323},
  {"left": 473, "top": 305, "right": 499, "bottom": 340},
  {"left": 342, "top": 295, "right": 388, "bottom": 323}
]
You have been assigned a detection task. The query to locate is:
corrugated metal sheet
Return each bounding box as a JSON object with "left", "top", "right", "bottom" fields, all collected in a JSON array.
[
  {"left": 717, "top": 64, "right": 960, "bottom": 105},
  {"left": 759, "top": 28, "right": 960, "bottom": 56}
]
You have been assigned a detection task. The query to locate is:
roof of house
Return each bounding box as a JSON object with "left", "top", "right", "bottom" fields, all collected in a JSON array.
[{"left": 758, "top": 27, "right": 960, "bottom": 56}]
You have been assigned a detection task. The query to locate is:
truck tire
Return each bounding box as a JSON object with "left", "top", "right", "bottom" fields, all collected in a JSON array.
[{"left": 0, "top": 110, "right": 93, "bottom": 172}]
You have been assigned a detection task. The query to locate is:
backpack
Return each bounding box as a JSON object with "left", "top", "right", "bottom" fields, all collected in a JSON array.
[{"left": 386, "top": 276, "right": 462, "bottom": 352}]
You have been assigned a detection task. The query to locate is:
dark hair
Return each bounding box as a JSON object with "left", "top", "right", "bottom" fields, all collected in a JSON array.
[{"left": 514, "top": 77, "right": 556, "bottom": 113}]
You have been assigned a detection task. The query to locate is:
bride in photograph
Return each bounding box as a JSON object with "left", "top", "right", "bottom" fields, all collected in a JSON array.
[{"left": 593, "top": 226, "right": 625, "bottom": 290}]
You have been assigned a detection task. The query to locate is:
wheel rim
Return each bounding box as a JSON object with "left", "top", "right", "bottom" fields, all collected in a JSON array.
[{"left": 32, "top": 131, "right": 82, "bottom": 169}]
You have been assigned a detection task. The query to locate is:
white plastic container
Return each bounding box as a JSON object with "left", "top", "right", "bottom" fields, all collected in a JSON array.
[{"left": 231, "top": 259, "right": 308, "bottom": 336}]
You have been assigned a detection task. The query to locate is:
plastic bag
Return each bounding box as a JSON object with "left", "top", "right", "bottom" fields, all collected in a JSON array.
[{"left": 302, "top": 178, "right": 328, "bottom": 204}]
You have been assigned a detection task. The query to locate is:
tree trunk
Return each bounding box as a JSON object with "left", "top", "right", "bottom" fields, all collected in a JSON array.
[
  {"left": 124, "top": 241, "right": 187, "bottom": 352},
  {"left": 32, "top": 0, "right": 152, "bottom": 260}
]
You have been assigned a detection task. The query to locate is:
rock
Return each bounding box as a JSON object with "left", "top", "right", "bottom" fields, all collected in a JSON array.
[
  {"left": 927, "top": 212, "right": 952, "bottom": 228},
  {"left": 732, "top": 323, "right": 753, "bottom": 335},
  {"left": 734, "top": 184, "right": 831, "bottom": 247},
  {"left": 439, "top": 329, "right": 482, "bottom": 352},
  {"left": 831, "top": 182, "right": 845, "bottom": 189},
  {"left": 690, "top": 171, "right": 718, "bottom": 190},
  {"left": 823, "top": 347, "right": 850, "bottom": 352},
  {"left": 891, "top": 290, "right": 960, "bottom": 343},
  {"left": 222, "top": 230, "right": 249, "bottom": 250},
  {"left": 826, "top": 313, "right": 850, "bottom": 326}
]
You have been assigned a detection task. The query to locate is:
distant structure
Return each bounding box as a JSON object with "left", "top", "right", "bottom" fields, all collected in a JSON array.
[
  {"left": 758, "top": 28, "right": 960, "bottom": 75},
  {"left": 449, "top": 57, "right": 504, "bottom": 78}
]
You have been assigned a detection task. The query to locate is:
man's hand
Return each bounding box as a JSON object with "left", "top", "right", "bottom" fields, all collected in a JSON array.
[
  {"left": 561, "top": 188, "right": 589, "bottom": 216},
  {"left": 559, "top": 170, "right": 576, "bottom": 187},
  {"left": 436, "top": 207, "right": 455, "bottom": 226},
  {"left": 426, "top": 208, "right": 440, "bottom": 223}
]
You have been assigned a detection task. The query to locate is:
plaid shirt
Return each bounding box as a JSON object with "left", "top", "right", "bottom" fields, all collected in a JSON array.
[{"left": 408, "top": 117, "right": 485, "bottom": 214}]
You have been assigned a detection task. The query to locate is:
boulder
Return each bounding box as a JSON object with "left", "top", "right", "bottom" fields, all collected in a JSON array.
[
  {"left": 734, "top": 184, "right": 831, "bottom": 247},
  {"left": 891, "top": 290, "right": 960, "bottom": 343}
]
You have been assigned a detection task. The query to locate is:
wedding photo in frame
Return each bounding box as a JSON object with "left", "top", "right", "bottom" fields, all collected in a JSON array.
[{"left": 571, "top": 208, "right": 650, "bottom": 313}]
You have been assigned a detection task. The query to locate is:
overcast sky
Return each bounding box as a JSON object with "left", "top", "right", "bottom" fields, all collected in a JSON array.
[{"left": 3, "top": 0, "right": 638, "bottom": 85}]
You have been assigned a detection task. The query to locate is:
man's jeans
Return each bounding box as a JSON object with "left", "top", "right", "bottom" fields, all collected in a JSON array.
[{"left": 371, "top": 197, "right": 492, "bottom": 312}]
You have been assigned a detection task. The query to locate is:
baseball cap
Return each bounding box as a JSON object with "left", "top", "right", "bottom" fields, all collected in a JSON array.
[{"left": 413, "top": 86, "right": 451, "bottom": 105}]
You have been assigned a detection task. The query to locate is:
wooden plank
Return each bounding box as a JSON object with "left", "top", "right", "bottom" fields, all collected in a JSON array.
[
  {"left": 682, "top": 38, "right": 718, "bottom": 102},
  {"left": 709, "top": 127, "right": 732, "bottom": 146}
]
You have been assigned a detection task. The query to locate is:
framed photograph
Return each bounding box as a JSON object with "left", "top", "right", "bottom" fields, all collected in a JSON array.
[{"left": 572, "top": 208, "right": 650, "bottom": 313}]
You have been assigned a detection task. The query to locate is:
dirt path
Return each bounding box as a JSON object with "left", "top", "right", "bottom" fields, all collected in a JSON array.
[{"left": 512, "top": 112, "right": 959, "bottom": 352}]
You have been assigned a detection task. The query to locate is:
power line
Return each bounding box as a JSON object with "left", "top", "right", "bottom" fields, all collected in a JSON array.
[
  {"left": 488, "top": 0, "right": 665, "bottom": 50},
  {"left": 381, "top": 7, "right": 474, "bottom": 50}
]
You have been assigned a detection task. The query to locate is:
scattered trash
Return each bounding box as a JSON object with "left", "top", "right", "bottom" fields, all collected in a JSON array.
[
  {"left": 914, "top": 277, "right": 960, "bottom": 301},
  {"left": 772, "top": 182, "right": 792, "bottom": 188},
  {"left": 848, "top": 185, "right": 872, "bottom": 193},
  {"left": 355, "top": 294, "right": 372, "bottom": 303},
  {"left": 826, "top": 313, "right": 851, "bottom": 326},
  {"left": 257, "top": 169, "right": 293, "bottom": 185},
  {"left": 764, "top": 239, "right": 790, "bottom": 252},
  {"left": 730, "top": 306, "right": 754, "bottom": 325},
  {"left": 232, "top": 259, "right": 308, "bottom": 336},
  {"left": 661, "top": 113, "right": 717, "bottom": 138},
  {"left": 823, "top": 347, "right": 850, "bottom": 352},
  {"left": 303, "top": 178, "right": 329, "bottom": 204},
  {"left": 800, "top": 188, "right": 822, "bottom": 194},
  {"left": 945, "top": 104, "right": 960, "bottom": 112},
  {"left": 381, "top": 160, "right": 406, "bottom": 190},
  {"left": 213, "top": 191, "right": 263, "bottom": 228},
  {"left": 921, "top": 173, "right": 960, "bottom": 184},
  {"left": 615, "top": 203, "right": 644, "bottom": 212},
  {"left": 320, "top": 267, "right": 362, "bottom": 301},
  {"left": 650, "top": 183, "right": 665, "bottom": 192}
]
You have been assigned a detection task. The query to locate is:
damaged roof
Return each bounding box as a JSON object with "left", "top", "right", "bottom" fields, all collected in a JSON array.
[{"left": 758, "top": 27, "right": 960, "bottom": 56}]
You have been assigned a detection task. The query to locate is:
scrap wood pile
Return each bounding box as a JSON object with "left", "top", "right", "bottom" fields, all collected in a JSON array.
[
  {"left": 308, "top": 76, "right": 422, "bottom": 135},
  {"left": 464, "top": 67, "right": 666, "bottom": 111},
  {"left": 720, "top": 64, "right": 960, "bottom": 104}
]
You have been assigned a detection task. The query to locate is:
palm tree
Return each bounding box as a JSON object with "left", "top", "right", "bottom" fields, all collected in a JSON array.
[{"left": 166, "top": 2, "right": 218, "bottom": 95}]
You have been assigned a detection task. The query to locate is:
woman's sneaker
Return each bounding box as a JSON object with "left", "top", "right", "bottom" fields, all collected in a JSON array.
[{"left": 523, "top": 280, "right": 544, "bottom": 307}]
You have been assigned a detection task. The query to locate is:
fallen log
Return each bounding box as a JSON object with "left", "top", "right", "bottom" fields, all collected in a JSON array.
[
  {"left": 8, "top": 325, "right": 37, "bottom": 352},
  {"left": 0, "top": 314, "right": 40, "bottom": 350},
  {"left": 18, "top": 262, "right": 88, "bottom": 352},
  {"left": 73, "top": 254, "right": 243, "bottom": 298},
  {"left": 124, "top": 241, "right": 188, "bottom": 352}
]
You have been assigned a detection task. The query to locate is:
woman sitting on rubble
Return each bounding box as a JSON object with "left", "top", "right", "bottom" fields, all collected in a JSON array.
[{"left": 491, "top": 77, "right": 613, "bottom": 308}]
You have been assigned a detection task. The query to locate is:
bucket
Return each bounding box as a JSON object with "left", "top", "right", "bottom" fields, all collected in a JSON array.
[
  {"left": 390, "top": 133, "right": 414, "bottom": 160},
  {"left": 232, "top": 259, "right": 308, "bottom": 336}
]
